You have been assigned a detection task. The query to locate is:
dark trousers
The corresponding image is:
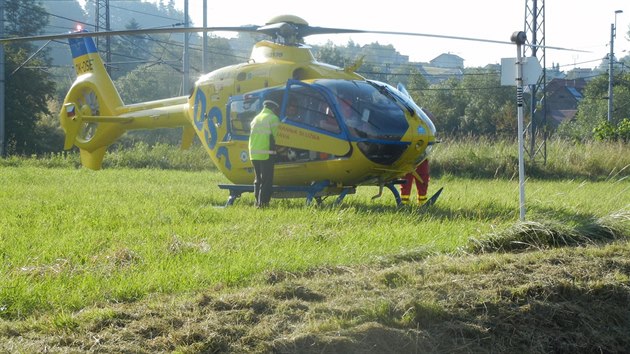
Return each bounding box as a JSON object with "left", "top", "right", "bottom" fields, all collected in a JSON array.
[{"left": 252, "top": 158, "right": 274, "bottom": 207}]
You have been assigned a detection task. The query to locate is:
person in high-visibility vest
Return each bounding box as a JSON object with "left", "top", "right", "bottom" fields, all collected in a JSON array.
[
  {"left": 400, "top": 159, "right": 430, "bottom": 206},
  {"left": 249, "top": 100, "right": 281, "bottom": 208}
]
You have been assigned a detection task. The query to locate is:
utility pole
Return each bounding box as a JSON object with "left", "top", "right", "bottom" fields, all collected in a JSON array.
[
  {"left": 524, "top": 0, "right": 547, "bottom": 164},
  {"left": 0, "top": 0, "right": 5, "bottom": 157},
  {"left": 183, "top": 0, "right": 190, "bottom": 94},
  {"left": 608, "top": 10, "right": 623, "bottom": 123},
  {"left": 95, "top": 0, "right": 111, "bottom": 74},
  {"left": 202, "top": 0, "right": 208, "bottom": 74}
]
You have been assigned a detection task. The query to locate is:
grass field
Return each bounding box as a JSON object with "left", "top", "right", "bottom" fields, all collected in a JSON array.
[{"left": 0, "top": 140, "right": 629, "bottom": 353}]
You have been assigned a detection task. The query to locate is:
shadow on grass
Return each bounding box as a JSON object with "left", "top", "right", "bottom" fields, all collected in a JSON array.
[
  {"left": 335, "top": 200, "right": 516, "bottom": 223},
  {"left": 271, "top": 282, "right": 630, "bottom": 354}
]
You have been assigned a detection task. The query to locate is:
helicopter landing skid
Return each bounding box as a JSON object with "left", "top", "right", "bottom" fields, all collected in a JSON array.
[
  {"left": 417, "top": 187, "right": 444, "bottom": 210},
  {"left": 218, "top": 181, "right": 356, "bottom": 207},
  {"left": 387, "top": 183, "right": 444, "bottom": 209},
  {"left": 370, "top": 179, "right": 406, "bottom": 207}
]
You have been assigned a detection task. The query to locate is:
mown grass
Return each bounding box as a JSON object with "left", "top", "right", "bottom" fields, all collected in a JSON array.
[{"left": 0, "top": 139, "right": 629, "bottom": 352}]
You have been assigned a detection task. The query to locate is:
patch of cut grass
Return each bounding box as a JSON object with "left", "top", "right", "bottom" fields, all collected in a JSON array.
[{"left": 467, "top": 211, "right": 630, "bottom": 253}]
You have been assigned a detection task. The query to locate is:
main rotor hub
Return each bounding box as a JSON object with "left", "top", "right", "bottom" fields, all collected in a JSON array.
[
  {"left": 265, "top": 15, "right": 309, "bottom": 27},
  {"left": 259, "top": 15, "right": 310, "bottom": 45}
]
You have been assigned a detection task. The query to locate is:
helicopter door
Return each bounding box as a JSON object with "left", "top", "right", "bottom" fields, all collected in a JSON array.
[
  {"left": 275, "top": 82, "right": 351, "bottom": 160},
  {"left": 227, "top": 94, "right": 263, "bottom": 138},
  {"left": 225, "top": 83, "right": 351, "bottom": 160},
  {"left": 282, "top": 83, "right": 341, "bottom": 135}
]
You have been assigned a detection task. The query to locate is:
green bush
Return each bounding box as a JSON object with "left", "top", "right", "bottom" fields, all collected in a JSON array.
[
  {"left": 617, "top": 118, "right": 630, "bottom": 142},
  {"left": 593, "top": 118, "right": 630, "bottom": 142}
]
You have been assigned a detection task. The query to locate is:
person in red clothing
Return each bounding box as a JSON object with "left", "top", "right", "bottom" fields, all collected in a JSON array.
[{"left": 400, "top": 159, "right": 430, "bottom": 206}]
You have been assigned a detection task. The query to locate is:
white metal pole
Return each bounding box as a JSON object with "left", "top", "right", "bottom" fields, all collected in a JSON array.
[
  {"left": 512, "top": 31, "right": 527, "bottom": 221},
  {"left": 202, "top": 0, "right": 208, "bottom": 73}
]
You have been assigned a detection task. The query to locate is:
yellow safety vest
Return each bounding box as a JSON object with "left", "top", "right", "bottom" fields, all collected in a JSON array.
[{"left": 248, "top": 107, "right": 280, "bottom": 161}]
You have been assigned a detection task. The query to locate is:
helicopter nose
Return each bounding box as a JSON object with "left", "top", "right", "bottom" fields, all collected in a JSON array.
[
  {"left": 411, "top": 121, "right": 435, "bottom": 163},
  {"left": 416, "top": 122, "right": 434, "bottom": 142}
]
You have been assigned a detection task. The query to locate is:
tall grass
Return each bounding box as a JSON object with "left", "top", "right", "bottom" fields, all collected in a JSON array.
[
  {"left": 2, "top": 138, "right": 628, "bottom": 181},
  {"left": 0, "top": 142, "right": 214, "bottom": 171},
  {"left": 431, "top": 137, "right": 630, "bottom": 180}
]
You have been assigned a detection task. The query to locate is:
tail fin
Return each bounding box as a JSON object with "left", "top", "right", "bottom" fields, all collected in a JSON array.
[
  {"left": 59, "top": 33, "right": 191, "bottom": 170},
  {"left": 59, "top": 33, "right": 125, "bottom": 169}
]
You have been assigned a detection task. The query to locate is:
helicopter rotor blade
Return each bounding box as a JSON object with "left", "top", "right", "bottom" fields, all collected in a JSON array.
[
  {"left": 0, "top": 20, "right": 589, "bottom": 54},
  {"left": 0, "top": 26, "right": 261, "bottom": 44},
  {"left": 304, "top": 26, "right": 512, "bottom": 45},
  {"left": 300, "top": 26, "right": 590, "bottom": 53}
]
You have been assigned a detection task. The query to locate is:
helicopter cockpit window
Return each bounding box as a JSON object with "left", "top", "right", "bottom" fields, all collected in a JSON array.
[
  {"left": 228, "top": 96, "right": 262, "bottom": 135},
  {"left": 311, "top": 79, "right": 410, "bottom": 165},
  {"left": 284, "top": 85, "right": 340, "bottom": 134},
  {"left": 314, "top": 79, "right": 408, "bottom": 141}
]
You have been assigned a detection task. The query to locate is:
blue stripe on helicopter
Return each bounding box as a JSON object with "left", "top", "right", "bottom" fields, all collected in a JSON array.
[{"left": 69, "top": 36, "right": 98, "bottom": 59}]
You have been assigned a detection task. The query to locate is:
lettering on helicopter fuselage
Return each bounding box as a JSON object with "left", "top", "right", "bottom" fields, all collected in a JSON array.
[
  {"left": 277, "top": 131, "right": 290, "bottom": 140},
  {"left": 279, "top": 125, "right": 321, "bottom": 141},
  {"left": 74, "top": 58, "right": 95, "bottom": 75},
  {"left": 193, "top": 90, "right": 231, "bottom": 170},
  {"left": 216, "top": 146, "right": 231, "bottom": 170}
]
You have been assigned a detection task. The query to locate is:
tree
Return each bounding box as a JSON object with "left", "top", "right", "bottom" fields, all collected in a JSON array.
[
  {"left": 420, "top": 77, "right": 464, "bottom": 135},
  {"left": 109, "top": 19, "right": 151, "bottom": 80},
  {"left": 39, "top": 0, "right": 88, "bottom": 67},
  {"left": 414, "top": 67, "right": 515, "bottom": 138},
  {"left": 197, "top": 36, "right": 238, "bottom": 74},
  {"left": 115, "top": 63, "right": 183, "bottom": 103},
  {"left": 459, "top": 68, "right": 514, "bottom": 137},
  {"left": 407, "top": 68, "right": 430, "bottom": 105},
  {"left": 3, "top": 0, "right": 57, "bottom": 154},
  {"left": 557, "top": 71, "right": 630, "bottom": 142},
  {"left": 4, "top": 0, "right": 48, "bottom": 37},
  {"left": 313, "top": 41, "right": 346, "bottom": 68},
  {"left": 112, "top": 63, "right": 185, "bottom": 146}
]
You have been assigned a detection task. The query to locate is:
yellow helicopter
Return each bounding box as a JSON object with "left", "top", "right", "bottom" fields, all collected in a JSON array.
[{"left": 8, "top": 15, "right": 446, "bottom": 206}]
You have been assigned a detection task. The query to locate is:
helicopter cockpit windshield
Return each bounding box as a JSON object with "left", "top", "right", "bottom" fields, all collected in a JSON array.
[
  {"left": 312, "top": 79, "right": 409, "bottom": 141},
  {"left": 227, "top": 78, "right": 414, "bottom": 165},
  {"left": 313, "top": 79, "right": 410, "bottom": 164}
]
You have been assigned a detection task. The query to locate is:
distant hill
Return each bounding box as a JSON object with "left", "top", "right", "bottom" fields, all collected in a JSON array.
[{"left": 42, "top": 0, "right": 184, "bottom": 66}]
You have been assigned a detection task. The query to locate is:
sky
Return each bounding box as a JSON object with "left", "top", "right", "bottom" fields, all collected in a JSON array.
[{"left": 137, "top": 1, "right": 629, "bottom": 69}]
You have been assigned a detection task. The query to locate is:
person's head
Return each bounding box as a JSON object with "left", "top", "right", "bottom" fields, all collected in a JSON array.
[
  {"left": 338, "top": 96, "right": 355, "bottom": 119},
  {"left": 263, "top": 100, "right": 280, "bottom": 114},
  {"left": 286, "top": 99, "right": 298, "bottom": 116}
]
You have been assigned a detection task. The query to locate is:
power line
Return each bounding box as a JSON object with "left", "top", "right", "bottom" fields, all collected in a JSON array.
[{"left": 108, "top": 3, "right": 180, "bottom": 23}]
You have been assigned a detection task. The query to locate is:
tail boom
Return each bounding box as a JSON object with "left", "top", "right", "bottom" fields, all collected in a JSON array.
[{"left": 61, "top": 34, "right": 191, "bottom": 169}]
